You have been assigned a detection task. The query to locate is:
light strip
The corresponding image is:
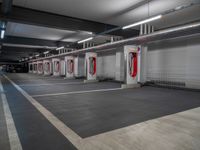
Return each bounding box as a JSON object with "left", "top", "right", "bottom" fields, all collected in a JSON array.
[
  {"left": 122, "top": 15, "right": 162, "bottom": 30},
  {"left": 56, "top": 46, "right": 64, "bottom": 51},
  {"left": 78, "top": 37, "right": 93, "bottom": 44},
  {"left": 1, "top": 30, "right": 5, "bottom": 39},
  {"left": 44, "top": 51, "right": 49, "bottom": 54},
  {"left": 29, "top": 56, "right": 33, "bottom": 59},
  {"left": 35, "top": 54, "right": 40, "bottom": 57}
]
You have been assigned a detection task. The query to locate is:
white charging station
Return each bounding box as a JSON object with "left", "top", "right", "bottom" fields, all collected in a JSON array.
[
  {"left": 33, "top": 62, "right": 37, "bottom": 74},
  {"left": 43, "top": 60, "right": 52, "bottom": 75},
  {"left": 37, "top": 61, "right": 43, "bottom": 74},
  {"left": 52, "top": 58, "right": 61, "bottom": 76},
  {"left": 84, "top": 52, "right": 98, "bottom": 83},
  {"left": 122, "top": 45, "right": 141, "bottom": 88},
  {"left": 60, "top": 60, "right": 66, "bottom": 76},
  {"left": 65, "top": 56, "right": 74, "bottom": 78}
]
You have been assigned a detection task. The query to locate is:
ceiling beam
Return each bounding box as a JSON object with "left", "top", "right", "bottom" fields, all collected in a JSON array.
[
  {"left": 0, "top": 4, "right": 139, "bottom": 37},
  {"left": 0, "top": 4, "right": 116, "bottom": 34},
  {"left": 1, "top": 36, "right": 75, "bottom": 47}
]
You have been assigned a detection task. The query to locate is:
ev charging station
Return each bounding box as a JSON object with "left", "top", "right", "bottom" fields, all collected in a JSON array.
[
  {"left": 122, "top": 45, "right": 141, "bottom": 88},
  {"left": 84, "top": 52, "right": 98, "bottom": 83},
  {"left": 43, "top": 60, "right": 52, "bottom": 75},
  {"left": 37, "top": 61, "right": 43, "bottom": 74},
  {"left": 28, "top": 63, "right": 33, "bottom": 73},
  {"left": 33, "top": 62, "right": 38, "bottom": 74},
  {"left": 60, "top": 60, "right": 66, "bottom": 76},
  {"left": 65, "top": 56, "right": 74, "bottom": 78},
  {"left": 52, "top": 58, "right": 61, "bottom": 76}
]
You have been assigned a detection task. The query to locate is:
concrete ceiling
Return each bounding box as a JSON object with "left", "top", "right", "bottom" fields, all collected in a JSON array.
[
  {"left": 10, "top": 0, "right": 200, "bottom": 29},
  {"left": 5, "top": 22, "right": 93, "bottom": 42}
]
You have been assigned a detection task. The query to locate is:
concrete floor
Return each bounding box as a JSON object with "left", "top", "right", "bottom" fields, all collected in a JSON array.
[{"left": 1, "top": 73, "right": 200, "bottom": 150}]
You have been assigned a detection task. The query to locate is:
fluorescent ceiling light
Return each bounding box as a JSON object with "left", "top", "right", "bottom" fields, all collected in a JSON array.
[
  {"left": 29, "top": 56, "right": 33, "bottom": 59},
  {"left": 35, "top": 54, "right": 40, "bottom": 57},
  {"left": 56, "top": 46, "right": 64, "bottom": 51},
  {"left": 1, "top": 30, "right": 5, "bottom": 39},
  {"left": 122, "top": 15, "right": 162, "bottom": 30},
  {"left": 44, "top": 51, "right": 49, "bottom": 54},
  {"left": 78, "top": 37, "right": 93, "bottom": 44}
]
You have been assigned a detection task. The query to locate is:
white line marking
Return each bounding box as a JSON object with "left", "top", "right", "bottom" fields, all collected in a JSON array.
[
  {"left": 20, "top": 82, "right": 83, "bottom": 87},
  {"left": 3, "top": 75, "right": 83, "bottom": 150},
  {"left": 0, "top": 77, "right": 23, "bottom": 150},
  {"left": 32, "top": 87, "right": 123, "bottom": 98}
]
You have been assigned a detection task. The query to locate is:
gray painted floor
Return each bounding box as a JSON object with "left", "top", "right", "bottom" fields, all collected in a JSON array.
[
  {"left": 36, "top": 86, "right": 200, "bottom": 138},
  {"left": 1, "top": 73, "right": 200, "bottom": 150}
]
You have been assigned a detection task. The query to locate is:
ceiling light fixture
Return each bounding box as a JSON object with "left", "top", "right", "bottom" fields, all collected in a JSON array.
[
  {"left": 1, "top": 30, "right": 5, "bottom": 39},
  {"left": 122, "top": 15, "right": 162, "bottom": 30},
  {"left": 35, "top": 54, "right": 40, "bottom": 57},
  {"left": 56, "top": 46, "right": 64, "bottom": 51},
  {"left": 29, "top": 56, "right": 33, "bottom": 59},
  {"left": 44, "top": 51, "right": 49, "bottom": 54},
  {"left": 78, "top": 37, "right": 93, "bottom": 44}
]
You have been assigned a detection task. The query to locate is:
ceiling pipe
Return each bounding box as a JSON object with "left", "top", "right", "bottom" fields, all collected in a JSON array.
[
  {"left": 1, "top": 0, "right": 13, "bottom": 14},
  {"left": 31, "top": 21, "right": 200, "bottom": 62}
]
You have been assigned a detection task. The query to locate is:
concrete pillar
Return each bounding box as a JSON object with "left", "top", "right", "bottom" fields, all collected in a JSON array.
[
  {"left": 74, "top": 56, "right": 84, "bottom": 78},
  {"left": 140, "top": 46, "right": 148, "bottom": 83},
  {"left": 60, "top": 60, "right": 66, "bottom": 76}
]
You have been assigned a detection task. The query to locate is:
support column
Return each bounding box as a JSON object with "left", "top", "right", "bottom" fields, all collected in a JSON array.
[
  {"left": 43, "top": 60, "right": 52, "bottom": 75},
  {"left": 84, "top": 52, "right": 98, "bottom": 83},
  {"left": 60, "top": 60, "right": 66, "bottom": 76},
  {"left": 65, "top": 56, "right": 74, "bottom": 78},
  {"left": 74, "top": 56, "right": 84, "bottom": 78},
  {"left": 121, "top": 45, "right": 141, "bottom": 89},
  {"left": 52, "top": 58, "right": 61, "bottom": 76}
]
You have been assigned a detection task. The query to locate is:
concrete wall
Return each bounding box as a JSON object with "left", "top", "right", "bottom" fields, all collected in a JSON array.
[
  {"left": 96, "top": 48, "right": 124, "bottom": 81},
  {"left": 147, "top": 35, "right": 200, "bottom": 89},
  {"left": 97, "top": 54, "right": 116, "bottom": 79}
]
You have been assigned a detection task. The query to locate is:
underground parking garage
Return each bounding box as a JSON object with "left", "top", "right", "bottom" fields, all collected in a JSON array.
[{"left": 0, "top": 0, "right": 200, "bottom": 150}]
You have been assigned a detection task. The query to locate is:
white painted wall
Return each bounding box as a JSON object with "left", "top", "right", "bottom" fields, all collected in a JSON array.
[
  {"left": 147, "top": 35, "right": 200, "bottom": 89},
  {"left": 97, "top": 54, "right": 116, "bottom": 79}
]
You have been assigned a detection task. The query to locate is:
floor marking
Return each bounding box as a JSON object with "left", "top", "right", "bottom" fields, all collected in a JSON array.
[
  {"left": 0, "top": 77, "right": 23, "bottom": 150},
  {"left": 32, "top": 87, "right": 123, "bottom": 98},
  {"left": 4, "top": 75, "right": 83, "bottom": 150},
  {"left": 20, "top": 81, "right": 83, "bottom": 87}
]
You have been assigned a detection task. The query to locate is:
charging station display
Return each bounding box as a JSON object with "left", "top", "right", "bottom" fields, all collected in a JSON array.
[
  {"left": 65, "top": 56, "right": 74, "bottom": 78},
  {"left": 52, "top": 58, "right": 60, "bottom": 76},
  {"left": 43, "top": 60, "right": 52, "bottom": 75},
  {"left": 85, "top": 52, "right": 97, "bottom": 80},
  {"left": 124, "top": 45, "right": 140, "bottom": 85}
]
